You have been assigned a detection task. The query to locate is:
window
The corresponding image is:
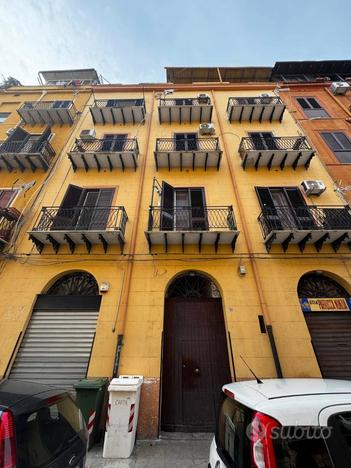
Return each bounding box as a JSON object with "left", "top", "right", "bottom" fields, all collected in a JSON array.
[
  {"left": 273, "top": 426, "right": 333, "bottom": 467},
  {"left": 15, "top": 395, "right": 86, "bottom": 468},
  {"left": 160, "top": 182, "right": 207, "bottom": 231},
  {"left": 216, "top": 397, "right": 251, "bottom": 468},
  {"left": 249, "top": 132, "right": 277, "bottom": 150},
  {"left": 52, "top": 185, "right": 115, "bottom": 230},
  {"left": 102, "top": 134, "right": 127, "bottom": 152},
  {"left": 326, "top": 411, "right": 351, "bottom": 466},
  {"left": 297, "top": 97, "right": 330, "bottom": 118},
  {"left": 0, "top": 189, "right": 16, "bottom": 209},
  {"left": 256, "top": 186, "right": 315, "bottom": 229},
  {"left": 52, "top": 101, "right": 71, "bottom": 109},
  {"left": 174, "top": 133, "right": 198, "bottom": 151},
  {"left": 321, "top": 132, "right": 351, "bottom": 163},
  {"left": 0, "top": 112, "right": 10, "bottom": 123}
]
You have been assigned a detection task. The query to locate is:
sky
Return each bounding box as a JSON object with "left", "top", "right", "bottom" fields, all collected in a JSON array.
[{"left": 0, "top": 0, "right": 350, "bottom": 85}]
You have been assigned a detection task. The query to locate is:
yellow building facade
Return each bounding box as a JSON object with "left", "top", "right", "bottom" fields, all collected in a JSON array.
[{"left": 1, "top": 74, "right": 351, "bottom": 438}]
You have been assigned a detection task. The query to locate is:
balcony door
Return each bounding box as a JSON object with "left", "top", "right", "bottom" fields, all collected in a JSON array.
[
  {"left": 175, "top": 133, "right": 198, "bottom": 151},
  {"left": 52, "top": 185, "right": 114, "bottom": 230},
  {"left": 249, "top": 132, "right": 277, "bottom": 150},
  {"left": 101, "top": 134, "right": 127, "bottom": 152},
  {"left": 160, "top": 182, "right": 207, "bottom": 231},
  {"left": 256, "top": 187, "right": 314, "bottom": 229}
]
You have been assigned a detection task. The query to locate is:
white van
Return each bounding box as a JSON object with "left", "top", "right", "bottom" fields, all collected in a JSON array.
[{"left": 209, "top": 378, "right": 351, "bottom": 468}]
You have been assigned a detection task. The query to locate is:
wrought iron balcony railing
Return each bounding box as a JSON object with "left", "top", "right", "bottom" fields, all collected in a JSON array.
[
  {"left": 239, "top": 136, "right": 315, "bottom": 169},
  {"left": 71, "top": 138, "right": 139, "bottom": 154},
  {"left": 148, "top": 206, "right": 236, "bottom": 232},
  {"left": 90, "top": 99, "right": 146, "bottom": 125},
  {"left": 159, "top": 97, "right": 211, "bottom": 107},
  {"left": 21, "top": 100, "right": 76, "bottom": 111},
  {"left": 32, "top": 206, "right": 128, "bottom": 234},
  {"left": 227, "top": 96, "right": 284, "bottom": 108},
  {"left": 92, "top": 98, "right": 145, "bottom": 109},
  {"left": 145, "top": 206, "right": 239, "bottom": 252},
  {"left": 0, "top": 138, "right": 55, "bottom": 170},
  {"left": 156, "top": 137, "right": 220, "bottom": 152},
  {"left": 258, "top": 205, "right": 351, "bottom": 252},
  {"left": 240, "top": 136, "right": 312, "bottom": 152},
  {"left": 18, "top": 101, "right": 77, "bottom": 125}
]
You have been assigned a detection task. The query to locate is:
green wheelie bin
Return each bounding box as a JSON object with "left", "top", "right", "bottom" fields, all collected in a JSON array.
[{"left": 74, "top": 377, "right": 109, "bottom": 449}]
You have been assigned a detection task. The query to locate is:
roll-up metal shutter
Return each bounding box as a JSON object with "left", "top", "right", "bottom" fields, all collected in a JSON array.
[
  {"left": 9, "top": 295, "right": 101, "bottom": 390},
  {"left": 305, "top": 311, "right": 351, "bottom": 379}
]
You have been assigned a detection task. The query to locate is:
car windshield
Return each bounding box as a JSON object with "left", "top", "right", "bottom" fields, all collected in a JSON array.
[{"left": 16, "top": 395, "right": 85, "bottom": 468}]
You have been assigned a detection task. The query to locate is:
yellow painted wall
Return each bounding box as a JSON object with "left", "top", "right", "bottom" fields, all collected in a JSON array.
[{"left": 0, "top": 84, "right": 351, "bottom": 386}]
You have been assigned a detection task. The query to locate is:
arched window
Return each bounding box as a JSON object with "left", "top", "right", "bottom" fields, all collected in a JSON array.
[
  {"left": 166, "top": 272, "right": 220, "bottom": 298},
  {"left": 47, "top": 272, "right": 99, "bottom": 296},
  {"left": 298, "top": 272, "right": 349, "bottom": 298}
]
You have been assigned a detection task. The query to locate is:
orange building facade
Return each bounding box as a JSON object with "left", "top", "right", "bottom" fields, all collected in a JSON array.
[{"left": 276, "top": 76, "right": 351, "bottom": 203}]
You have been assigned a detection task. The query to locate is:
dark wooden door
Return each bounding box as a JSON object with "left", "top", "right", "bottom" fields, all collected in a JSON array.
[
  {"left": 161, "top": 298, "right": 231, "bottom": 432},
  {"left": 305, "top": 312, "right": 351, "bottom": 379}
]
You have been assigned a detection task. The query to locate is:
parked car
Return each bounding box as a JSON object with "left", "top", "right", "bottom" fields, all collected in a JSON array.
[
  {"left": 209, "top": 378, "right": 351, "bottom": 468},
  {"left": 0, "top": 379, "right": 88, "bottom": 467}
]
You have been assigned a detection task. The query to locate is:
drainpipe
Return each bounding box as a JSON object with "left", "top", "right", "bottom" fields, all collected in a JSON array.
[
  {"left": 211, "top": 91, "right": 283, "bottom": 378},
  {"left": 112, "top": 92, "right": 155, "bottom": 376}
]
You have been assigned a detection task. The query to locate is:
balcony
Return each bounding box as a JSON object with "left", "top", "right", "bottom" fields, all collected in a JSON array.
[
  {"left": 158, "top": 97, "right": 212, "bottom": 123},
  {"left": 258, "top": 205, "right": 351, "bottom": 252},
  {"left": 28, "top": 206, "right": 128, "bottom": 254},
  {"left": 90, "top": 99, "right": 146, "bottom": 125},
  {"left": 227, "top": 96, "right": 285, "bottom": 123},
  {"left": 68, "top": 138, "right": 139, "bottom": 171},
  {"left": 239, "top": 136, "right": 315, "bottom": 170},
  {"left": 145, "top": 206, "right": 239, "bottom": 253},
  {"left": 0, "top": 208, "right": 21, "bottom": 250},
  {"left": 154, "top": 137, "right": 222, "bottom": 170},
  {"left": 18, "top": 101, "right": 77, "bottom": 125},
  {"left": 0, "top": 137, "right": 55, "bottom": 172}
]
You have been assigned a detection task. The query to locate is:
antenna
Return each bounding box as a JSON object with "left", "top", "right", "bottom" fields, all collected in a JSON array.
[{"left": 240, "top": 355, "right": 263, "bottom": 384}]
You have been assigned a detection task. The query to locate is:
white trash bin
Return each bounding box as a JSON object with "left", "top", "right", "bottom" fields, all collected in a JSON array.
[{"left": 103, "top": 375, "right": 143, "bottom": 459}]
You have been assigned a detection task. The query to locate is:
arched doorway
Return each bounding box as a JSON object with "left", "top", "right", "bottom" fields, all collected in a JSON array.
[
  {"left": 298, "top": 272, "right": 351, "bottom": 379},
  {"left": 9, "top": 271, "right": 101, "bottom": 389},
  {"left": 161, "top": 272, "right": 232, "bottom": 432}
]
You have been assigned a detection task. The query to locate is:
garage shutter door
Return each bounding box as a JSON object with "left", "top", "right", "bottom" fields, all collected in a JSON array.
[
  {"left": 305, "top": 312, "right": 351, "bottom": 379},
  {"left": 9, "top": 295, "right": 101, "bottom": 390}
]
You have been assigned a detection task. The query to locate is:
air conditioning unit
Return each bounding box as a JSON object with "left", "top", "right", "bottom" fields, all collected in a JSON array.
[
  {"left": 197, "top": 93, "right": 210, "bottom": 104},
  {"left": 260, "top": 93, "right": 271, "bottom": 104},
  {"left": 330, "top": 81, "right": 350, "bottom": 96},
  {"left": 199, "top": 123, "right": 215, "bottom": 135},
  {"left": 80, "top": 129, "right": 96, "bottom": 140},
  {"left": 301, "top": 180, "right": 326, "bottom": 196}
]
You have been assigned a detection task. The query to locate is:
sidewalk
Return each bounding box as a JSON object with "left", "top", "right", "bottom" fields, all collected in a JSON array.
[{"left": 86, "top": 434, "right": 213, "bottom": 468}]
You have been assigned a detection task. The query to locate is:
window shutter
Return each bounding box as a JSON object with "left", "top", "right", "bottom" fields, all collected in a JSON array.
[
  {"left": 89, "top": 189, "right": 115, "bottom": 229},
  {"left": 255, "top": 187, "right": 275, "bottom": 209},
  {"left": 7, "top": 127, "right": 30, "bottom": 142},
  {"left": 38, "top": 126, "right": 52, "bottom": 146},
  {"left": 284, "top": 188, "right": 306, "bottom": 208},
  {"left": 0, "top": 190, "right": 15, "bottom": 209},
  {"left": 190, "top": 189, "right": 207, "bottom": 230},
  {"left": 60, "top": 185, "right": 84, "bottom": 209},
  {"left": 52, "top": 185, "right": 83, "bottom": 230},
  {"left": 297, "top": 98, "right": 310, "bottom": 109},
  {"left": 161, "top": 181, "right": 175, "bottom": 230}
]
